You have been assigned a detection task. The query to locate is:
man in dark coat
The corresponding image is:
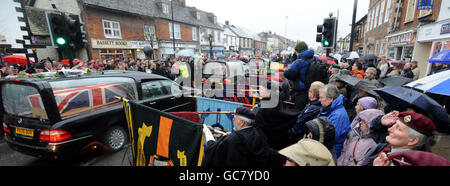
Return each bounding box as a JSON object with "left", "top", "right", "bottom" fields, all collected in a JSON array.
[
  {"left": 288, "top": 81, "right": 324, "bottom": 143},
  {"left": 203, "top": 107, "right": 286, "bottom": 167}
]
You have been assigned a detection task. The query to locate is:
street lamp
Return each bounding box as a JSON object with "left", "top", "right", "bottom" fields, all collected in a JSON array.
[{"left": 170, "top": 0, "right": 176, "bottom": 58}]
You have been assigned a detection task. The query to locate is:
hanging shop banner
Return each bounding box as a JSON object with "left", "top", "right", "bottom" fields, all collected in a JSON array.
[{"left": 417, "top": 0, "right": 434, "bottom": 10}]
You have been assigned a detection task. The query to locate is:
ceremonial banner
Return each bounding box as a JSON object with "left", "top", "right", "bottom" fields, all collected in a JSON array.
[
  {"left": 196, "top": 96, "right": 243, "bottom": 132},
  {"left": 124, "top": 100, "right": 204, "bottom": 166}
]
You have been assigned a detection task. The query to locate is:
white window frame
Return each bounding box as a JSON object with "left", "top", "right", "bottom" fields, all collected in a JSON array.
[
  {"left": 404, "top": 0, "right": 417, "bottom": 23},
  {"left": 169, "top": 23, "right": 181, "bottom": 40},
  {"left": 196, "top": 11, "right": 201, "bottom": 20},
  {"left": 374, "top": 5, "right": 380, "bottom": 29},
  {"left": 103, "top": 20, "right": 122, "bottom": 39},
  {"left": 385, "top": 0, "right": 392, "bottom": 23},
  {"left": 379, "top": 0, "right": 385, "bottom": 26},
  {"left": 162, "top": 4, "right": 169, "bottom": 15},
  {"left": 192, "top": 27, "right": 197, "bottom": 41},
  {"left": 144, "top": 25, "right": 156, "bottom": 41}
]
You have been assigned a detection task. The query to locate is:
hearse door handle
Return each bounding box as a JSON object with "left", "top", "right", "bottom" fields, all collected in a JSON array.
[
  {"left": 149, "top": 101, "right": 157, "bottom": 105},
  {"left": 170, "top": 97, "right": 176, "bottom": 100}
]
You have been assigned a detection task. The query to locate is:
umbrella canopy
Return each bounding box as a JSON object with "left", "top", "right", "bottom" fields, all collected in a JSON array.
[
  {"left": 356, "top": 79, "right": 379, "bottom": 97},
  {"left": 336, "top": 74, "right": 361, "bottom": 87},
  {"left": 347, "top": 52, "right": 360, "bottom": 60},
  {"left": 380, "top": 76, "right": 413, "bottom": 87},
  {"left": 361, "top": 54, "right": 378, "bottom": 62},
  {"left": 2, "top": 55, "right": 34, "bottom": 66},
  {"left": 333, "top": 54, "right": 342, "bottom": 62},
  {"left": 176, "top": 49, "right": 194, "bottom": 57},
  {"left": 405, "top": 70, "right": 450, "bottom": 96},
  {"left": 375, "top": 86, "right": 450, "bottom": 134},
  {"left": 429, "top": 50, "right": 450, "bottom": 65}
]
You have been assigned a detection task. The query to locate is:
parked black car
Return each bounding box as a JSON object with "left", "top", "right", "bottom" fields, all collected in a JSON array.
[{"left": 1, "top": 71, "right": 195, "bottom": 161}]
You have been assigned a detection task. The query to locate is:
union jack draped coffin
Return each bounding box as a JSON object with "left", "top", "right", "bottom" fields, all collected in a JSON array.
[{"left": 28, "top": 83, "right": 129, "bottom": 115}]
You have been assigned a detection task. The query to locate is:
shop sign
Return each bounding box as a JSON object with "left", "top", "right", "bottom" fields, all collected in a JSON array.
[
  {"left": 417, "top": 0, "right": 434, "bottom": 10},
  {"left": 441, "top": 23, "right": 450, "bottom": 35},
  {"left": 388, "top": 32, "right": 416, "bottom": 46},
  {"left": 92, "top": 39, "right": 132, "bottom": 49}
]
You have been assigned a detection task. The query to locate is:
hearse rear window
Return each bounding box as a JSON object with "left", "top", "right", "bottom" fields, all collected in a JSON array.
[
  {"left": 1, "top": 83, "right": 48, "bottom": 120},
  {"left": 48, "top": 77, "right": 138, "bottom": 118}
]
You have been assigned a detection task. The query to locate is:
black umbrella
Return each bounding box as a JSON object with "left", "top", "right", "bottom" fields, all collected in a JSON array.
[
  {"left": 361, "top": 54, "right": 378, "bottom": 62},
  {"left": 380, "top": 76, "right": 413, "bottom": 87},
  {"left": 336, "top": 75, "right": 361, "bottom": 87},
  {"left": 375, "top": 86, "right": 450, "bottom": 134},
  {"left": 356, "top": 79, "right": 379, "bottom": 98}
]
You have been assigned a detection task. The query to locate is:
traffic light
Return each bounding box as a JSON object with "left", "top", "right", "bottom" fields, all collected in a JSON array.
[
  {"left": 316, "top": 24, "right": 323, "bottom": 43},
  {"left": 66, "top": 15, "right": 87, "bottom": 49},
  {"left": 46, "top": 12, "right": 68, "bottom": 48},
  {"left": 321, "top": 17, "right": 337, "bottom": 48},
  {"left": 46, "top": 12, "right": 86, "bottom": 49}
]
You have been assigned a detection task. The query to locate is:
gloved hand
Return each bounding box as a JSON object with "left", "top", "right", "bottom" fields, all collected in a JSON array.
[{"left": 203, "top": 124, "right": 216, "bottom": 142}]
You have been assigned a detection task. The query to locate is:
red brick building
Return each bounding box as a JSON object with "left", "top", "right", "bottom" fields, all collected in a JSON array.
[{"left": 82, "top": 5, "right": 158, "bottom": 60}]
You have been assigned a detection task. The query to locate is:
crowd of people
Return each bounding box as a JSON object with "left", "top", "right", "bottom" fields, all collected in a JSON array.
[
  {"left": 202, "top": 41, "right": 449, "bottom": 167},
  {"left": 1, "top": 41, "right": 449, "bottom": 167}
]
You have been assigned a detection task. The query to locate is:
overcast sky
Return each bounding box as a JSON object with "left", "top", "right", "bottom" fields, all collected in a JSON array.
[{"left": 186, "top": 0, "right": 370, "bottom": 49}]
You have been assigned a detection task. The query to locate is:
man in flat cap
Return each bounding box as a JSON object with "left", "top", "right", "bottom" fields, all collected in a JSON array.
[
  {"left": 362, "top": 111, "right": 437, "bottom": 166},
  {"left": 203, "top": 107, "right": 286, "bottom": 167}
]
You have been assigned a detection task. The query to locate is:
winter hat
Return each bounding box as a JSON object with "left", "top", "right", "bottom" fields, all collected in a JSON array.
[
  {"left": 295, "top": 41, "right": 308, "bottom": 53},
  {"left": 358, "top": 109, "right": 385, "bottom": 125},
  {"left": 305, "top": 117, "right": 335, "bottom": 151},
  {"left": 358, "top": 97, "right": 378, "bottom": 110},
  {"left": 279, "top": 139, "right": 335, "bottom": 166},
  {"left": 398, "top": 112, "right": 436, "bottom": 136}
]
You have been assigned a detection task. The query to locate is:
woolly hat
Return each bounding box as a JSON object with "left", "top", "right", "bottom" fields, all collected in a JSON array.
[{"left": 295, "top": 42, "right": 308, "bottom": 53}]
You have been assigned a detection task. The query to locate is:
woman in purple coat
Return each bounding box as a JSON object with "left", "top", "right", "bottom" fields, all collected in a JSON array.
[{"left": 337, "top": 109, "right": 385, "bottom": 166}]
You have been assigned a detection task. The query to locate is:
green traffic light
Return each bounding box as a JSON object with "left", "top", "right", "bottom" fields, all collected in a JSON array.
[
  {"left": 323, "top": 40, "right": 330, "bottom": 47},
  {"left": 56, "top": 37, "right": 67, "bottom": 45}
]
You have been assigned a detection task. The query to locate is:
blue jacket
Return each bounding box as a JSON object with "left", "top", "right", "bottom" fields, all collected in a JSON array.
[
  {"left": 283, "top": 49, "right": 315, "bottom": 90},
  {"left": 318, "top": 94, "right": 351, "bottom": 158}
]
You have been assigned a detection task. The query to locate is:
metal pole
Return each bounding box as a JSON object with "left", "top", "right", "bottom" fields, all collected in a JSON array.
[
  {"left": 171, "top": 0, "right": 176, "bottom": 58},
  {"left": 349, "top": 0, "right": 358, "bottom": 52}
]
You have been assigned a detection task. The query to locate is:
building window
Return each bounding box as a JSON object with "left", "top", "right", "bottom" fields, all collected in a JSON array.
[
  {"left": 162, "top": 4, "right": 169, "bottom": 14},
  {"left": 196, "top": 11, "right": 201, "bottom": 20},
  {"left": 404, "top": 0, "right": 417, "bottom": 23},
  {"left": 385, "top": 0, "right": 392, "bottom": 23},
  {"left": 169, "top": 23, "right": 181, "bottom": 39},
  {"left": 144, "top": 25, "right": 156, "bottom": 41},
  {"left": 379, "top": 0, "right": 385, "bottom": 26},
  {"left": 192, "top": 27, "right": 197, "bottom": 41},
  {"left": 374, "top": 4, "right": 380, "bottom": 28},
  {"left": 103, "top": 20, "right": 121, "bottom": 39}
]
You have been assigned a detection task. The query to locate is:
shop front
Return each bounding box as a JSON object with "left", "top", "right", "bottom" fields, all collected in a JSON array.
[
  {"left": 386, "top": 30, "right": 417, "bottom": 62},
  {"left": 415, "top": 20, "right": 450, "bottom": 76},
  {"left": 91, "top": 38, "right": 158, "bottom": 60}
]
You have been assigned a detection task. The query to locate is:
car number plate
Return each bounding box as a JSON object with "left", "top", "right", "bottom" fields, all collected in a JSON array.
[{"left": 15, "top": 127, "right": 34, "bottom": 137}]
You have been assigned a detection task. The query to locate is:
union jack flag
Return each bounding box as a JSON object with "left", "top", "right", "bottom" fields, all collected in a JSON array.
[{"left": 28, "top": 83, "right": 129, "bottom": 115}]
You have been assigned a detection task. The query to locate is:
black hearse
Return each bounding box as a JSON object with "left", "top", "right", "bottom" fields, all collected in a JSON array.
[{"left": 1, "top": 71, "right": 194, "bottom": 160}]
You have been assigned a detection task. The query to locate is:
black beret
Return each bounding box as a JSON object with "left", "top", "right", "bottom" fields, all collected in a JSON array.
[{"left": 235, "top": 107, "right": 255, "bottom": 120}]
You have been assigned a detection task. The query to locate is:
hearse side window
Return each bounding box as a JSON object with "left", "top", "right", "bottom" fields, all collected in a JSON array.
[
  {"left": 49, "top": 77, "right": 138, "bottom": 118},
  {"left": 1, "top": 83, "right": 48, "bottom": 120},
  {"left": 160, "top": 80, "right": 182, "bottom": 96},
  {"left": 142, "top": 81, "right": 166, "bottom": 99}
]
